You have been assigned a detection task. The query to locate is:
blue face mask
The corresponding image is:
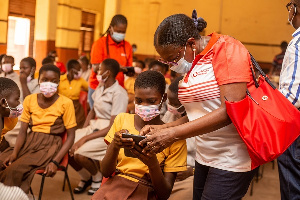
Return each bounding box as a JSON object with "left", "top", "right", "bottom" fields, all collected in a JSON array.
[{"left": 111, "top": 28, "right": 125, "bottom": 42}]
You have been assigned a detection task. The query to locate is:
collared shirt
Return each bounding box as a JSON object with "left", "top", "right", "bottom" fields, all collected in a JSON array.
[
  {"left": 279, "top": 27, "right": 300, "bottom": 108},
  {"left": 89, "top": 35, "right": 133, "bottom": 89},
  {"left": 92, "top": 81, "right": 128, "bottom": 119},
  {"left": 58, "top": 74, "right": 88, "bottom": 100},
  {"left": 178, "top": 33, "right": 253, "bottom": 172}
]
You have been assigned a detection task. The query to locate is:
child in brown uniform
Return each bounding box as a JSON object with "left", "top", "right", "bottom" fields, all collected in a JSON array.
[{"left": 0, "top": 64, "right": 77, "bottom": 193}]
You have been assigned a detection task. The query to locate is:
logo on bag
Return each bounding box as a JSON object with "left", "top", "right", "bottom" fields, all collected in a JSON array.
[{"left": 262, "top": 96, "right": 268, "bottom": 101}]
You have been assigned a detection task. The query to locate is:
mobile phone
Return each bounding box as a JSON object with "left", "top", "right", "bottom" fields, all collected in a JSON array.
[{"left": 122, "top": 132, "right": 146, "bottom": 158}]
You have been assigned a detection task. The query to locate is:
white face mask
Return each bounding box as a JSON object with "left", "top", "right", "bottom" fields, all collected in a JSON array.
[
  {"left": 170, "top": 45, "right": 195, "bottom": 74},
  {"left": 111, "top": 27, "right": 125, "bottom": 42},
  {"left": 39, "top": 82, "right": 58, "bottom": 98},
  {"left": 27, "top": 69, "right": 34, "bottom": 82},
  {"left": 2, "top": 63, "right": 13, "bottom": 73},
  {"left": 134, "top": 67, "right": 142, "bottom": 74},
  {"left": 73, "top": 69, "right": 82, "bottom": 80},
  {"left": 96, "top": 70, "right": 109, "bottom": 84}
]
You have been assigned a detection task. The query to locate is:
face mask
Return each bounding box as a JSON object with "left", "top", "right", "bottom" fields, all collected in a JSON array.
[
  {"left": 135, "top": 97, "right": 164, "bottom": 121},
  {"left": 170, "top": 45, "right": 195, "bottom": 74},
  {"left": 111, "top": 28, "right": 125, "bottom": 42},
  {"left": 132, "top": 47, "right": 137, "bottom": 53},
  {"left": 96, "top": 71, "right": 109, "bottom": 84},
  {"left": 167, "top": 104, "right": 185, "bottom": 117},
  {"left": 74, "top": 70, "right": 82, "bottom": 80},
  {"left": 2, "top": 63, "right": 13, "bottom": 73},
  {"left": 134, "top": 67, "right": 142, "bottom": 74},
  {"left": 39, "top": 82, "right": 58, "bottom": 98},
  {"left": 4, "top": 99, "right": 23, "bottom": 118},
  {"left": 27, "top": 70, "right": 34, "bottom": 82}
]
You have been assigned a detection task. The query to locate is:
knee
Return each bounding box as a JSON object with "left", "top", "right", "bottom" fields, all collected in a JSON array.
[{"left": 74, "top": 154, "right": 86, "bottom": 165}]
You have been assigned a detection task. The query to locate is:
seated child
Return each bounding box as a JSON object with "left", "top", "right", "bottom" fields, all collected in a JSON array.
[
  {"left": 162, "top": 76, "right": 195, "bottom": 200},
  {"left": 0, "top": 55, "right": 20, "bottom": 88},
  {"left": 0, "top": 64, "right": 77, "bottom": 193},
  {"left": 4, "top": 57, "right": 40, "bottom": 148},
  {"left": 124, "top": 60, "right": 145, "bottom": 113},
  {"left": 0, "top": 78, "right": 21, "bottom": 152},
  {"left": 92, "top": 71, "right": 187, "bottom": 200},
  {"left": 149, "top": 60, "right": 171, "bottom": 85},
  {"left": 19, "top": 57, "right": 40, "bottom": 100},
  {"left": 78, "top": 56, "right": 91, "bottom": 82},
  {"left": 58, "top": 59, "right": 88, "bottom": 129},
  {"left": 69, "top": 58, "right": 128, "bottom": 195}
]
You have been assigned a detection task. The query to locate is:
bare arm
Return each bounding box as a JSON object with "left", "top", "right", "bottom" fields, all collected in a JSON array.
[
  {"left": 140, "top": 82, "right": 247, "bottom": 154},
  {"left": 3, "top": 122, "right": 28, "bottom": 167},
  {"left": 82, "top": 108, "right": 96, "bottom": 128},
  {"left": 101, "top": 130, "right": 135, "bottom": 177}
]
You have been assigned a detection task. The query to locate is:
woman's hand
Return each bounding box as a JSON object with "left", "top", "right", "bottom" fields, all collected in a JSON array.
[
  {"left": 139, "top": 127, "right": 177, "bottom": 155},
  {"left": 139, "top": 124, "right": 165, "bottom": 136},
  {"left": 2, "top": 153, "right": 17, "bottom": 168},
  {"left": 69, "top": 137, "right": 87, "bottom": 156},
  {"left": 44, "top": 162, "right": 58, "bottom": 177},
  {"left": 112, "top": 130, "right": 135, "bottom": 150}
]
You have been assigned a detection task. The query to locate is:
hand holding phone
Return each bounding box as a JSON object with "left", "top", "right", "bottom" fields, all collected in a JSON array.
[{"left": 122, "top": 132, "right": 146, "bottom": 158}]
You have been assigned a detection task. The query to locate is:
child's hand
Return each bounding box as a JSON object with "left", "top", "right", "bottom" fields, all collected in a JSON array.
[
  {"left": 130, "top": 145, "right": 158, "bottom": 167},
  {"left": 69, "top": 138, "right": 87, "bottom": 157},
  {"left": 44, "top": 162, "right": 58, "bottom": 177},
  {"left": 112, "top": 130, "right": 135, "bottom": 150},
  {"left": 2, "top": 153, "right": 17, "bottom": 168},
  {"left": 19, "top": 72, "right": 28, "bottom": 84}
]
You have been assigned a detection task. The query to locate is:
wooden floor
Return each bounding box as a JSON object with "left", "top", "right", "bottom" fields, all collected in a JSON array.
[{"left": 30, "top": 161, "right": 280, "bottom": 200}]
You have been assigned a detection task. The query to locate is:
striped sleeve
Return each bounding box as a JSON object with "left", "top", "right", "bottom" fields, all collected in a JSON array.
[{"left": 279, "top": 37, "right": 300, "bottom": 108}]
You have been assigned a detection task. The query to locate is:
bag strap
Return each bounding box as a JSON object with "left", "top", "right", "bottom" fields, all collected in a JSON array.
[{"left": 248, "top": 52, "right": 277, "bottom": 90}]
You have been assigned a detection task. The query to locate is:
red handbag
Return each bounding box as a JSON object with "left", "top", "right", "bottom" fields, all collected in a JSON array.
[{"left": 225, "top": 54, "right": 300, "bottom": 170}]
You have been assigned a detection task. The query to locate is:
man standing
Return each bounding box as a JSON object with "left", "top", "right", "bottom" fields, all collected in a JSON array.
[{"left": 278, "top": 1, "right": 300, "bottom": 200}]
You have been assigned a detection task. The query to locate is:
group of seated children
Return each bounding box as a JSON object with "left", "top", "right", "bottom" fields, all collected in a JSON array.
[{"left": 0, "top": 53, "right": 196, "bottom": 200}]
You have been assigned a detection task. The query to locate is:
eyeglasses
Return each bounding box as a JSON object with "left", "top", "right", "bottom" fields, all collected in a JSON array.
[
  {"left": 158, "top": 48, "right": 183, "bottom": 66},
  {"left": 286, "top": 2, "right": 297, "bottom": 11}
]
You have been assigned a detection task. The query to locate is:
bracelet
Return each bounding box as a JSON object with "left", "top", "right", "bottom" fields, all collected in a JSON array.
[{"left": 51, "top": 160, "right": 60, "bottom": 168}]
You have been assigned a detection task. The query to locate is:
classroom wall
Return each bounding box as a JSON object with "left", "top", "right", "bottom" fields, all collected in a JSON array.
[
  {"left": 0, "top": 0, "right": 9, "bottom": 54},
  {"left": 117, "top": 0, "right": 294, "bottom": 64}
]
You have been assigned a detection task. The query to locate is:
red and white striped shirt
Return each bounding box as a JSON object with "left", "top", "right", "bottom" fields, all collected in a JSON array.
[{"left": 178, "top": 33, "right": 254, "bottom": 172}]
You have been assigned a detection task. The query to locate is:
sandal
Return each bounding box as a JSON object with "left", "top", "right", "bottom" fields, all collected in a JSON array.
[
  {"left": 73, "top": 178, "right": 92, "bottom": 194},
  {"left": 87, "top": 181, "right": 101, "bottom": 195}
]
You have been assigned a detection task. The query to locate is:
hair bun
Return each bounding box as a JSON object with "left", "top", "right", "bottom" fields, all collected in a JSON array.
[{"left": 192, "top": 9, "right": 207, "bottom": 33}]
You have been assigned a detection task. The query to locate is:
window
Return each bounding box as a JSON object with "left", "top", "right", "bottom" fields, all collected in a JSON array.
[{"left": 79, "top": 11, "right": 96, "bottom": 56}]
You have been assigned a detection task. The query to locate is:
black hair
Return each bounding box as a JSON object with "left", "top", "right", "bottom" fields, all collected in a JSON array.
[
  {"left": 102, "top": 14, "right": 128, "bottom": 36},
  {"left": 168, "top": 76, "right": 183, "bottom": 95},
  {"left": 135, "top": 60, "right": 145, "bottom": 69},
  {"left": 134, "top": 71, "right": 166, "bottom": 96},
  {"left": 132, "top": 44, "right": 137, "bottom": 48},
  {"left": 0, "top": 54, "right": 6, "bottom": 63},
  {"left": 2, "top": 55, "right": 14, "bottom": 63},
  {"left": 149, "top": 60, "right": 169, "bottom": 73},
  {"left": 154, "top": 11, "right": 207, "bottom": 48},
  {"left": 66, "top": 59, "right": 80, "bottom": 71},
  {"left": 38, "top": 64, "right": 61, "bottom": 80},
  {"left": 21, "top": 57, "right": 36, "bottom": 68},
  {"left": 48, "top": 50, "right": 57, "bottom": 56},
  {"left": 281, "top": 41, "right": 288, "bottom": 49},
  {"left": 79, "top": 55, "right": 89, "bottom": 66},
  {"left": 0, "top": 77, "right": 19, "bottom": 98},
  {"left": 102, "top": 58, "right": 120, "bottom": 78},
  {"left": 42, "top": 56, "right": 55, "bottom": 65}
]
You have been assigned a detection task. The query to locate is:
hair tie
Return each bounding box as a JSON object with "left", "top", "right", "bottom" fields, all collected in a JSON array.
[{"left": 192, "top": 9, "right": 198, "bottom": 27}]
